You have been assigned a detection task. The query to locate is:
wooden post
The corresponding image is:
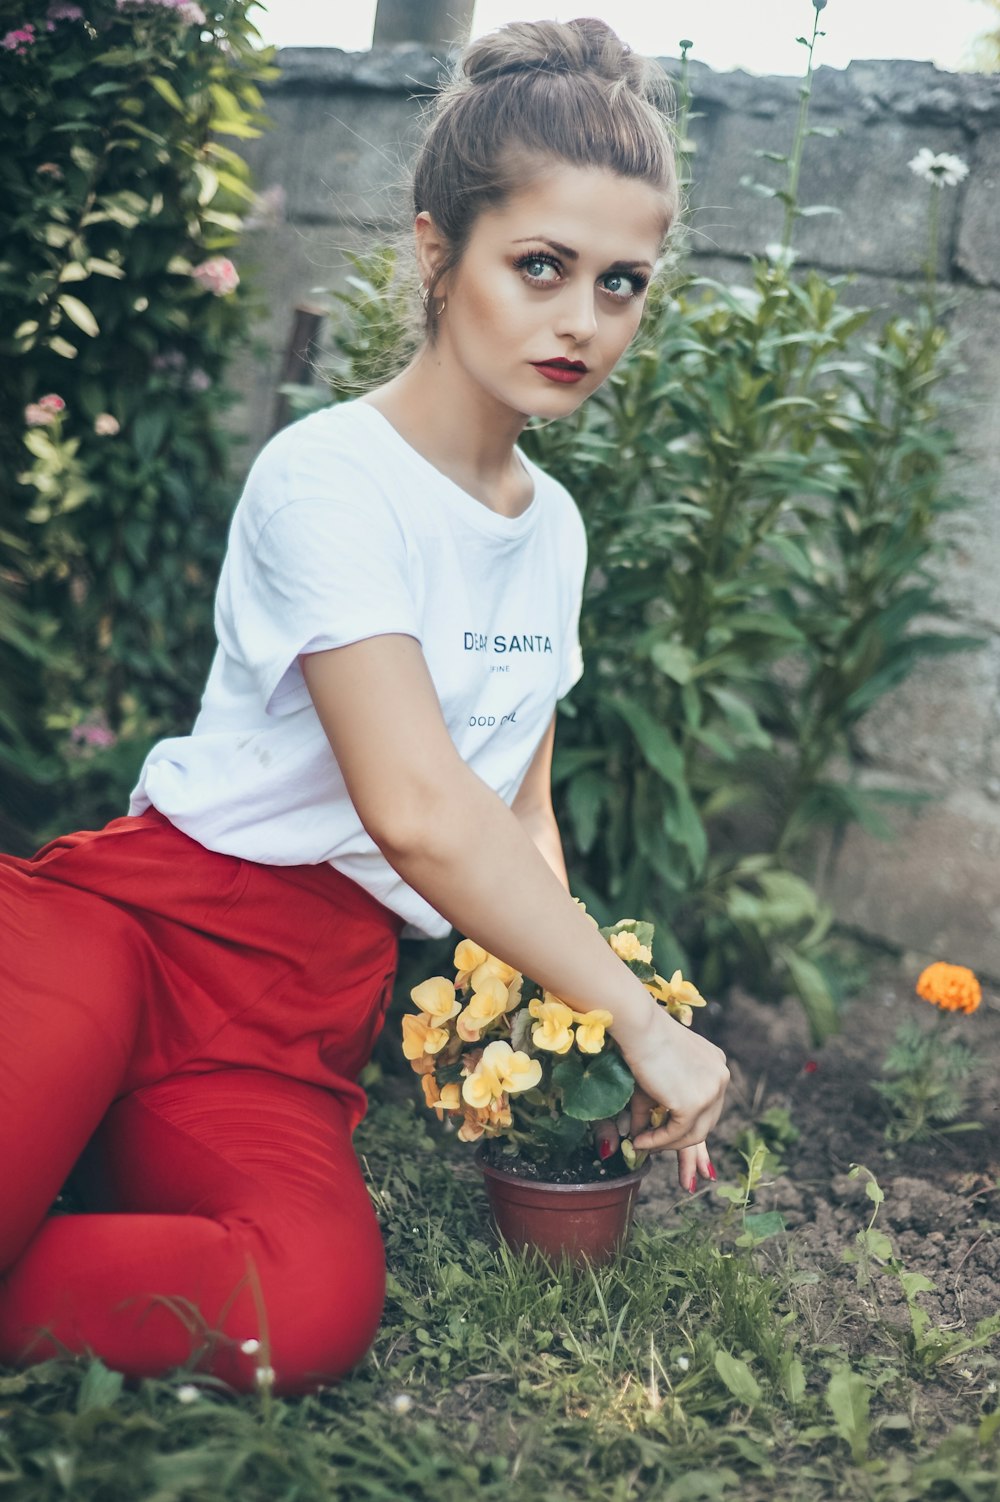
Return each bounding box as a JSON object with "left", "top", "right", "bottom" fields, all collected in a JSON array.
[
  {"left": 271, "top": 303, "right": 326, "bottom": 437},
  {"left": 372, "top": 0, "right": 474, "bottom": 48}
]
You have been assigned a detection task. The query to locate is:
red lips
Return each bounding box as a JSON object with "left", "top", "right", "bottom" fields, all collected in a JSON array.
[
  {"left": 531, "top": 358, "right": 588, "bottom": 385},
  {"left": 534, "top": 357, "right": 587, "bottom": 370}
]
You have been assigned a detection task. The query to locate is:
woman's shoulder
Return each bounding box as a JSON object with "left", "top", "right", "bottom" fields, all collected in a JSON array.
[{"left": 236, "top": 401, "right": 399, "bottom": 539}]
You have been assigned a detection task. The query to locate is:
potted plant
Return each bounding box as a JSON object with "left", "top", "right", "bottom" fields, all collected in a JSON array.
[{"left": 402, "top": 905, "right": 709, "bottom": 1266}]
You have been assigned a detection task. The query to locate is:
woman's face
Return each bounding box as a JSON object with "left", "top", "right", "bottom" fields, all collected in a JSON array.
[{"left": 418, "top": 161, "right": 669, "bottom": 423}]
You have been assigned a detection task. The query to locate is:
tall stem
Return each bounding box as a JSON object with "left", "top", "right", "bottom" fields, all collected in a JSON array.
[{"left": 781, "top": 5, "right": 824, "bottom": 252}]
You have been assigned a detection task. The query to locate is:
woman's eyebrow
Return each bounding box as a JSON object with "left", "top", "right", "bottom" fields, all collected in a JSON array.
[{"left": 513, "top": 237, "right": 653, "bottom": 271}]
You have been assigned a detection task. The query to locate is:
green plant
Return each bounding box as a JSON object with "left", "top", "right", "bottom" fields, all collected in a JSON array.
[
  {"left": 875, "top": 961, "right": 984, "bottom": 1143},
  {"left": 734, "top": 1104, "right": 800, "bottom": 1178},
  {"left": 0, "top": 0, "right": 277, "bottom": 848},
  {"left": 403, "top": 913, "right": 706, "bottom": 1177}
]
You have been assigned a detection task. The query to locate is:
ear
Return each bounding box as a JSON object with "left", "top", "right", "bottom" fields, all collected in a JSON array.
[{"left": 414, "top": 210, "right": 450, "bottom": 291}]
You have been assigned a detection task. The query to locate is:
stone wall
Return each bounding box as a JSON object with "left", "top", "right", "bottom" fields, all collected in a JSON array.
[{"left": 233, "top": 50, "right": 1000, "bottom": 976}]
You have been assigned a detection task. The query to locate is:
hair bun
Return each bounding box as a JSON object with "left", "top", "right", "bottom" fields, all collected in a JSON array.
[{"left": 462, "top": 17, "right": 651, "bottom": 97}]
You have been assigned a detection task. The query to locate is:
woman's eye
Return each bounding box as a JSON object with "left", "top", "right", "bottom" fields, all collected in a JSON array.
[
  {"left": 516, "top": 254, "right": 560, "bottom": 284},
  {"left": 600, "top": 271, "right": 646, "bottom": 301}
]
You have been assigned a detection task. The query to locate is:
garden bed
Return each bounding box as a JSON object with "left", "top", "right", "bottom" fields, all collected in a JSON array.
[{"left": 639, "top": 951, "right": 999, "bottom": 1356}]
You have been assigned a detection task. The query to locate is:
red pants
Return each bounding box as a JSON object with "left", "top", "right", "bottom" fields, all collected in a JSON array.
[{"left": 0, "top": 810, "right": 402, "bottom": 1394}]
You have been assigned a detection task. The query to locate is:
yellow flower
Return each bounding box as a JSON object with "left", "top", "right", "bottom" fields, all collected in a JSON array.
[
  {"left": 528, "top": 994, "right": 576, "bottom": 1054},
  {"left": 491, "top": 1042, "right": 543, "bottom": 1094},
  {"left": 916, "top": 962, "right": 981, "bottom": 1015},
  {"left": 422, "top": 1076, "right": 461, "bottom": 1120},
  {"left": 610, "top": 931, "right": 652, "bottom": 965},
  {"left": 454, "top": 938, "right": 488, "bottom": 974},
  {"left": 504, "top": 974, "right": 523, "bottom": 1013},
  {"left": 470, "top": 956, "right": 519, "bottom": 991},
  {"left": 462, "top": 1055, "right": 502, "bottom": 1109},
  {"left": 410, "top": 976, "right": 461, "bottom": 1022},
  {"left": 421, "top": 1074, "right": 441, "bottom": 1110},
  {"left": 462, "top": 1040, "right": 541, "bottom": 1106},
  {"left": 456, "top": 976, "right": 510, "bottom": 1041},
  {"left": 574, "top": 1008, "right": 614, "bottom": 1054},
  {"left": 644, "top": 969, "right": 706, "bottom": 1009},
  {"left": 457, "top": 1107, "right": 488, "bottom": 1142},
  {"left": 402, "top": 1013, "right": 451, "bottom": 1061}
]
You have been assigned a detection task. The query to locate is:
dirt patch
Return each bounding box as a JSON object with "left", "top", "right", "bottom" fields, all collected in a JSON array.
[{"left": 637, "top": 955, "right": 1000, "bottom": 1345}]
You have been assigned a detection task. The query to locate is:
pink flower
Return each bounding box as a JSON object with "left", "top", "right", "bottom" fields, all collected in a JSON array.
[
  {"left": 47, "top": 2, "right": 84, "bottom": 20},
  {"left": 25, "top": 395, "right": 64, "bottom": 427},
  {"left": 186, "top": 368, "right": 211, "bottom": 393},
  {"left": 94, "top": 413, "right": 120, "bottom": 436},
  {"left": 36, "top": 161, "right": 64, "bottom": 178},
  {"left": 2, "top": 24, "right": 37, "bottom": 53},
  {"left": 70, "top": 713, "right": 118, "bottom": 751},
  {"left": 190, "top": 256, "right": 239, "bottom": 297},
  {"left": 177, "top": 1, "right": 206, "bottom": 22}
]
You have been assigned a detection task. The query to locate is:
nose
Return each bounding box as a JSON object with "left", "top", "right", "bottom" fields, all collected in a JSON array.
[{"left": 554, "top": 283, "right": 598, "bottom": 347}]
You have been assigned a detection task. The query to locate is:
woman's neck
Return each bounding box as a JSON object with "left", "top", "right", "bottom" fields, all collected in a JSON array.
[{"left": 360, "top": 344, "right": 533, "bottom": 518}]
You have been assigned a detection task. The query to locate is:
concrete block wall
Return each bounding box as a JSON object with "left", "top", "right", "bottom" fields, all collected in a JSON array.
[{"left": 232, "top": 49, "right": 1000, "bottom": 975}]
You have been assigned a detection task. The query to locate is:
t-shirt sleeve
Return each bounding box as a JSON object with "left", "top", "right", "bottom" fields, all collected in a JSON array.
[
  {"left": 556, "top": 501, "right": 588, "bottom": 699},
  {"left": 219, "top": 492, "right": 419, "bottom": 717}
]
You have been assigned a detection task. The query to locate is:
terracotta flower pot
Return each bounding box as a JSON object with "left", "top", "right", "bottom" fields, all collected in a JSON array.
[{"left": 475, "top": 1149, "right": 651, "bottom": 1267}]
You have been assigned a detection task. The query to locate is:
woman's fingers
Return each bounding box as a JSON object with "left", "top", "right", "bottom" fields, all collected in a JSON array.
[
  {"left": 632, "top": 1104, "right": 721, "bottom": 1154},
  {"left": 676, "top": 1141, "right": 714, "bottom": 1192},
  {"left": 592, "top": 1116, "right": 620, "bottom": 1159}
]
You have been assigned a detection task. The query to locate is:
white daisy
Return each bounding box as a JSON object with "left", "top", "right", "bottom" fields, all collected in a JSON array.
[{"left": 908, "top": 147, "right": 970, "bottom": 187}]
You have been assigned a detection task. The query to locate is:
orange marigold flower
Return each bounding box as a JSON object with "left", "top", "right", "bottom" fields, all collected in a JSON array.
[{"left": 916, "top": 962, "right": 981, "bottom": 1015}]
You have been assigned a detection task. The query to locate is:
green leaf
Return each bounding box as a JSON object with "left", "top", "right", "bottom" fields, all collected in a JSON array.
[
  {"left": 553, "top": 1048, "right": 634, "bottom": 1122},
  {"left": 739, "top": 1210, "right": 786, "bottom": 1244},
  {"left": 149, "top": 75, "right": 187, "bottom": 115},
  {"left": 826, "top": 1366, "right": 870, "bottom": 1463},
  {"left": 58, "top": 294, "right": 99, "bottom": 337},
  {"left": 601, "top": 694, "right": 684, "bottom": 786},
  {"left": 713, "top": 1351, "right": 762, "bottom": 1406},
  {"left": 87, "top": 257, "right": 126, "bottom": 280},
  {"left": 650, "top": 641, "right": 695, "bottom": 683},
  {"left": 780, "top": 948, "right": 839, "bottom": 1043},
  {"left": 566, "top": 769, "right": 607, "bottom": 854},
  {"left": 76, "top": 1359, "right": 124, "bottom": 1413},
  {"left": 782, "top": 1355, "right": 806, "bottom": 1405}
]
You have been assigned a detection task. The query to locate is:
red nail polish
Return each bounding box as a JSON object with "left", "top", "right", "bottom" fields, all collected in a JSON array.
[
  {"left": 707, "top": 1163, "right": 717, "bottom": 1181},
  {"left": 599, "top": 1140, "right": 613, "bottom": 1160},
  {"left": 688, "top": 1176, "right": 697, "bottom": 1193}
]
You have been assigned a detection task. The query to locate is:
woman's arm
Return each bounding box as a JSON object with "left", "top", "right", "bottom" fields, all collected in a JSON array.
[
  {"left": 300, "top": 635, "right": 728, "bottom": 1151},
  {"left": 509, "top": 714, "right": 569, "bottom": 890}
]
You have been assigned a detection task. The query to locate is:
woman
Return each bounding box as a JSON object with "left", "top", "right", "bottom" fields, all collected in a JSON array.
[{"left": 0, "top": 17, "right": 729, "bottom": 1395}]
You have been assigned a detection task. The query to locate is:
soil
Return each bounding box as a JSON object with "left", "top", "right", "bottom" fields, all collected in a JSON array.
[
  {"left": 637, "top": 952, "right": 1000, "bottom": 1348},
  {"left": 477, "top": 1137, "right": 639, "bottom": 1184}
]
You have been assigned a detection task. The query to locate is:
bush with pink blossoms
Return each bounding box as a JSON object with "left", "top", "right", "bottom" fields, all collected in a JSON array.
[{"left": 0, "top": 1, "right": 276, "bottom": 847}]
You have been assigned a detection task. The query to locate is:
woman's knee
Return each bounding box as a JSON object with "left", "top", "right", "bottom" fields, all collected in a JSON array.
[{"left": 251, "top": 1212, "right": 387, "bottom": 1395}]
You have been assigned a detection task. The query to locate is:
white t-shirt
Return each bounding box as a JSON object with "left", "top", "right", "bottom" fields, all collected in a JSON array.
[{"left": 129, "top": 399, "right": 587, "bottom": 939}]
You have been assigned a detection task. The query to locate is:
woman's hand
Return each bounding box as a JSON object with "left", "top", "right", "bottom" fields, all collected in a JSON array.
[
  {"left": 593, "top": 1086, "right": 716, "bottom": 1192},
  {"left": 593, "top": 1005, "right": 728, "bottom": 1182}
]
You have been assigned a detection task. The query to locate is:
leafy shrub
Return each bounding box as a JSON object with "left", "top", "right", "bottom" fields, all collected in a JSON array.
[{"left": 0, "top": 0, "right": 276, "bottom": 848}]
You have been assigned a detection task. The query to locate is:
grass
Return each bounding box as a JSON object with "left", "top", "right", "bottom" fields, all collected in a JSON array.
[{"left": 1, "top": 1086, "right": 997, "bottom": 1501}]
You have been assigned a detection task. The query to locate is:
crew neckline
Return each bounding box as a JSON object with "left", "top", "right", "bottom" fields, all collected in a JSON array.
[{"left": 344, "top": 400, "right": 542, "bottom": 538}]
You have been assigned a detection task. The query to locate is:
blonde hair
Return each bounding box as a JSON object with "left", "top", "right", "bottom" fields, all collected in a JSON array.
[{"left": 413, "top": 18, "right": 678, "bottom": 335}]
